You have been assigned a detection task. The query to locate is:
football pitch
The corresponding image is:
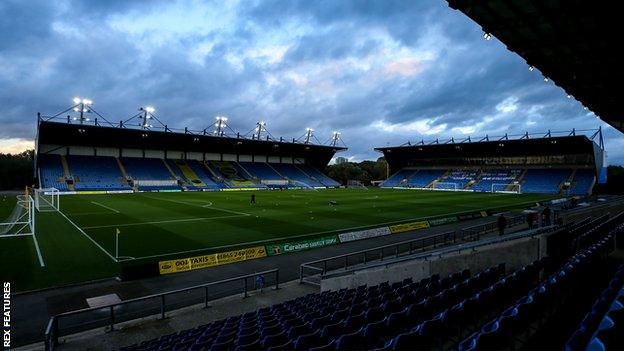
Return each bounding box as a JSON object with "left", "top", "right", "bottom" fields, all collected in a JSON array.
[{"left": 0, "top": 189, "right": 551, "bottom": 291}]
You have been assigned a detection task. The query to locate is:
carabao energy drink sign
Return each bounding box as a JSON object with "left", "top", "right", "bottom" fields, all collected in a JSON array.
[
  {"left": 159, "top": 246, "right": 267, "bottom": 274},
  {"left": 267, "top": 235, "right": 338, "bottom": 256}
]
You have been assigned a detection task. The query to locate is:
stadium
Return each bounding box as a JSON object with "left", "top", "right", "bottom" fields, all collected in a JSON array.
[{"left": 0, "top": 1, "right": 623, "bottom": 351}]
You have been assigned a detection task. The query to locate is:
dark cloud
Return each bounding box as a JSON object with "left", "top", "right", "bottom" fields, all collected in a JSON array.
[{"left": 0, "top": 0, "right": 618, "bottom": 163}]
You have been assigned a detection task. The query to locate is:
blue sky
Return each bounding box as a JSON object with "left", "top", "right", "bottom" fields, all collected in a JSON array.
[{"left": 0, "top": 0, "right": 620, "bottom": 163}]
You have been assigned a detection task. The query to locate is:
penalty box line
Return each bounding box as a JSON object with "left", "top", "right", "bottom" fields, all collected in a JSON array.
[
  {"left": 57, "top": 210, "right": 119, "bottom": 263},
  {"left": 141, "top": 195, "right": 252, "bottom": 216},
  {"left": 81, "top": 214, "right": 247, "bottom": 229}
]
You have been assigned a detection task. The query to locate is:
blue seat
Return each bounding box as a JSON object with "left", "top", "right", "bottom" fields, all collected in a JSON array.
[
  {"left": 233, "top": 339, "right": 259, "bottom": 351},
  {"left": 294, "top": 329, "right": 321, "bottom": 350},
  {"left": 320, "top": 321, "right": 343, "bottom": 341},
  {"left": 262, "top": 331, "right": 288, "bottom": 349},
  {"left": 308, "top": 340, "right": 335, "bottom": 351},
  {"left": 335, "top": 329, "right": 363, "bottom": 351},
  {"left": 266, "top": 340, "right": 295, "bottom": 351}
]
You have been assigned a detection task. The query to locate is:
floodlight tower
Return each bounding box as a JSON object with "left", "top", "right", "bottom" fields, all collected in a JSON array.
[
  {"left": 72, "top": 97, "right": 93, "bottom": 124},
  {"left": 255, "top": 121, "right": 266, "bottom": 140},
  {"left": 214, "top": 116, "right": 228, "bottom": 136},
  {"left": 139, "top": 106, "right": 156, "bottom": 129},
  {"left": 304, "top": 128, "right": 314, "bottom": 144},
  {"left": 330, "top": 131, "right": 341, "bottom": 147}
]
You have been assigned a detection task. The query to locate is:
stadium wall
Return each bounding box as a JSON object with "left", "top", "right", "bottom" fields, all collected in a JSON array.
[{"left": 321, "top": 233, "right": 547, "bottom": 291}]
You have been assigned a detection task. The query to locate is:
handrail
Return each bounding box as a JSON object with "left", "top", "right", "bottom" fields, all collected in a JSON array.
[
  {"left": 44, "top": 269, "right": 279, "bottom": 351},
  {"left": 299, "top": 230, "right": 458, "bottom": 286},
  {"left": 460, "top": 214, "right": 526, "bottom": 241},
  {"left": 323, "top": 225, "right": 559, "bottom": 280},
  {"left": 299, "top": 214, "right": 530, "bottom": 286}
]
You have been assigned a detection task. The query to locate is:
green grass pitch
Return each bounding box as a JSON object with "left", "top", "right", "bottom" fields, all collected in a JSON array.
[{"left": 0, "top": 188, "right": 551, "bottom": 292}]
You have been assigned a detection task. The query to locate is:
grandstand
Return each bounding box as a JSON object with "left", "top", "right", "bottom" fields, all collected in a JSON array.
[
  {"left": 35, "top": 118, "right": 344, "bottom": 192},
  {"left": 377, "top": 130, "right": 604, "bottom": 195}
]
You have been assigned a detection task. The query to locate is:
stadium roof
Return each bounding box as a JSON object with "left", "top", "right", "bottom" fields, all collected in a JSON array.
[
  {"left": 377, "top": 133, "right": 604, "bottom": 173},
  {"left": 447, "top": 0, "right": 622, "bottom": 132},
  {"left": 36, "top": 120, "right": 346, "bottom": 168}
]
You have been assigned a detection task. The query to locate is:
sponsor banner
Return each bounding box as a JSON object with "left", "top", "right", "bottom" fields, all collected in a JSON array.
[
  {"left": 266, "top": 235, "right": 338, "bottom": 256},
  {"left": 339, "top": 227, "right": 391, "bottom": 243},
  {"left": 221, "top": 187, "right": 262, "bottom": 192},
  {"left": 75, "top": 191, "right": 108, "bottom": 195},
  {"left": 389, "top": 221, "right": 430, "bottom": 234},
  {"left": 159, "top": 246, "right": 267, "bottom": 275},
  {"left": 428, "top": 216, "right": 459, "bottom": 227},
  {"left": 106, "top": 190, "right": 133, "bottom": 194}
]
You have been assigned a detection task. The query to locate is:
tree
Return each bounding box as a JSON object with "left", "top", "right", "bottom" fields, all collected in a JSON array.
[
  {"left": 325, "top": 157, "right": 389, "bottom": 185},
  {"left": 0, "top": 150, "right": 34, "bottom": 190}
]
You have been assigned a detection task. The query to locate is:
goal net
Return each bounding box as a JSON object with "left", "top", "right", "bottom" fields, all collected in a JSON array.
[
  {"left": 431, "top": 182, "right": 459, "bottom": 191},
  {"left": 491, "top": 183, "right": 521, "bottom": 194},
  {"left": 1, "top": 195, "right": 35, "bottom": 237},
  {"left": 34, "top": 188, "right": 60, "bottom": 212}
]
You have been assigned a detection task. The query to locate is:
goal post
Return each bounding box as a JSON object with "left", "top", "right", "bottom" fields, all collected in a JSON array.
[
  {"left": 33, "top": 188, "right": 60, "bottom": 212},
  {"left": 0, "top": 195, "right": 35, "bottom": 237},
  {"left": 491, "top": 183, "right": 521, "bottom": 194},
  {"left": 431, "top": 182, "right": 459, "bottom": 191}
]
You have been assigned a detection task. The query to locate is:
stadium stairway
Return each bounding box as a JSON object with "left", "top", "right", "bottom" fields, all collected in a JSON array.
[
  {"left": 60, "top": 155, "right": 75, "bottom": 191},
  {"left": 116, "top": 157, "right": 131, "bottom": 182},
  {"left": 163, "top": 159, "right": 180, "bottom": 180}
]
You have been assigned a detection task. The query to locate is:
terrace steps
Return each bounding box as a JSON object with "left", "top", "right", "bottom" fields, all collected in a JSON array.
[
  {"left": 235, "top": 161, "right": 255, "bottom": 179},
  {"left": 162, "top": 159, "right": 179, "bottom": 180},
  {"left": 60, "top": 155, "right": 75, "bottom": 191},
  {"left": 266, "top": 162, "right": 286, "bottom": 179}
]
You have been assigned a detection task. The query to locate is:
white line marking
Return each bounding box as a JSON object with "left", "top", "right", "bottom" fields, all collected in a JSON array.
[
  {"left": 90, "top": 201, "right": 120, "bottom": 213},
  {"left": 31, "top": 232, "right": 46, "bottom": 267},
  {"left": 81, "top": 214, "right": 245, "bottom": 229},
  {"left": 124, "top": 198, "right": 544, "bottom": 261},
  {"left": 57, "top": 210, "right": 118, "bottom": 262},
  {"left": 142, "top": 195, "right": 252, "bottom": 216},
  {"left": 71, "top": 211, "right": 114, "bottom": 216}
]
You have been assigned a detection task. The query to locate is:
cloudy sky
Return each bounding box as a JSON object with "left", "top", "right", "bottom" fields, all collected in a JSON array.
[{"left": 0, "top": 0, "right": 620, "bottom": 163}]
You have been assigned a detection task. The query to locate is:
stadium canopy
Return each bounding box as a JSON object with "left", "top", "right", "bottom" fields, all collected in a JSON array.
[
  {"left": 447, "top": 0, "right": 622, "bottom": 132},
  {"left": 36, "top": 120, "right": 346, "bottom": 169},
  {"left": 376, "top": 132, "right": 604, "bottom": 174}
]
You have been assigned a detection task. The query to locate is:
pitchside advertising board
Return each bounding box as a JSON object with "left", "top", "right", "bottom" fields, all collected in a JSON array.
[
  {"left": 267, "top": 235, "right": 338, "bottom": 256},
  {"left": 159, "top": 246, "right": 267, "bottom": 274},
  {"left": 157, "top": 213, "right": 487, "bottom": 275}
]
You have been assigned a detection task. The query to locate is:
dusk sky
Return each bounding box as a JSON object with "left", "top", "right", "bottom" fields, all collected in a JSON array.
[{"left": 0, "top": 0, "right": 620, "bottom": 163}]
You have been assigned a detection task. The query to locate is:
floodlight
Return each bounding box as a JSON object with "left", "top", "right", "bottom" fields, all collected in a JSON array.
[
  {"left": 260, "top": 121, "right": 266, "bottom": 126},
  {"left": 528, "top": 66, "right": 534, "bottom": 71},
  {"left": 567, "top": 95, "right": 572, "bottom": 99},
  {"left": 483, "top": 32, "right": 492, "bottom": 40},
  {"left": 543, "top": 77, "right": 549, "bottom": 82},
  {"left": 73, "top": 107, "right": 80, "bottom": 112},
  {"left": 82, "top": 99, "right": 93, "bottom": 105},
  {"left": 306, "top": 127, "right": 314, "bottom": 132},
  {"left": 73, "top": 97, "right": 81, "bottom": 104},
  {"left": 145, "top": 106, "right": 155, "bottom": 113}
]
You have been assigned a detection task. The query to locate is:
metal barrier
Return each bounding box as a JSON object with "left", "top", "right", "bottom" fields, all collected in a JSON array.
[
  {"left": 460, "top": 214, "right": 526, "bottom": 241},
  {"left": 299, "top": 231, "right": 457, "bottom": 286},
  {"left": 300, "top": 214, "right": 531, "bottom": 286},
  {"left": 327, "top": 225, "right": 559, "bottom": 279},
  {"left": 44, "top": 269, "right": 279, "bottom": 351}
]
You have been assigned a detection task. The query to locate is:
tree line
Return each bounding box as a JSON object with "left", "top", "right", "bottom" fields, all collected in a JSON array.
[
  {"left": 324, "top": 158, "right": 388, "bottom": 185},
  {"left": 0, "top": 150, "right": 34, "bottom": 190}
]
